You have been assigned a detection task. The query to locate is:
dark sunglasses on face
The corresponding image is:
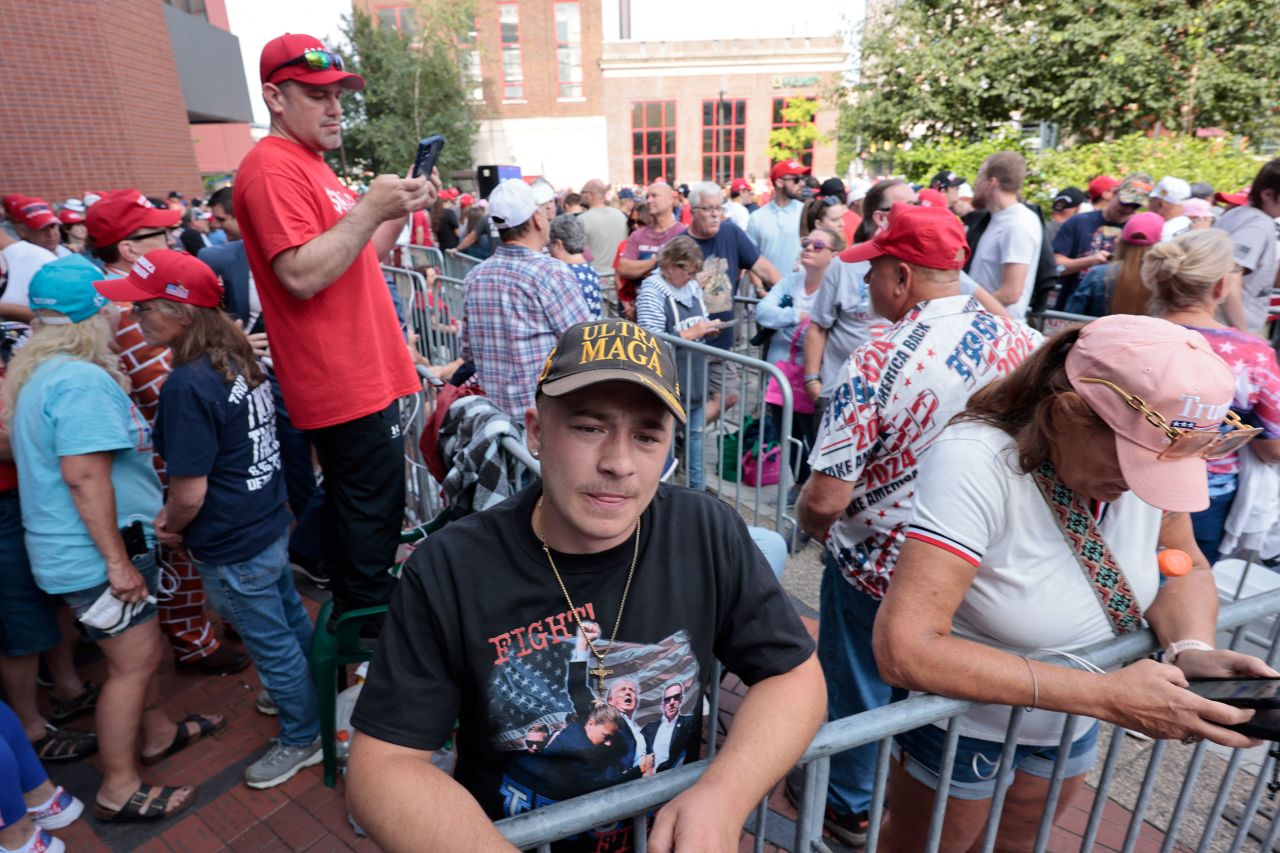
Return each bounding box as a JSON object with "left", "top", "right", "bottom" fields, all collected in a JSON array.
[
  {"left": 663, "top": 693, "right": 683, "bottom": 704},
  {"left": 266, "top": 49, "right": 345, "bottom": 84},
  {"left": 800, "top": 238, "right": 830, "bottom": 251},
  {"left": 124, "top": 230, "right": 169, "bottom": 243}
]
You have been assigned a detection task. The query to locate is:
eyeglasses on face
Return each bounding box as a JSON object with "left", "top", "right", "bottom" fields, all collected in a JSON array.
[
  {"left": 800, "top": 238, "right": 831, "bottom": 251},
  {"left": 1078, "top": 377, "right": 1260, "bottom": 459},
  {"left": 124, "top": 230, "right": 169, "bottom": 243},
  {"left": 692, "top": 205, "right": 725, "bottom": 214},
  {"left": 266, "top": 49, "right": 345, "bottom": 84},
  {"left": 663, "top": 693, "right": 683, "bottom": 704}
]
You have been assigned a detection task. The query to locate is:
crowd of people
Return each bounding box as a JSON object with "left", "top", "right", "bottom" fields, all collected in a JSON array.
[{"left": 2, "top": 25, "right": 1280, "bottom": 853}]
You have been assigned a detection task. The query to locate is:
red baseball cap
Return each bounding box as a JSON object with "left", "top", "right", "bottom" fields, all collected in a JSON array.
[
  {"left": 1215, "top": 186, "right": 1249, "bottom": 207},
  {"left": 13, "top": 197, "right": 58, "bottom": 230},
  {"left": 85, "top": 190, "right": 182, "bottom": 246},
  {"left": 440, "top": 188, "right": 460, "bottom": 201},
  {"left": 730, "top": 178, "right": 751, "bottom": 193},
  {"left": 1087, "top": 175, "right": 1120, "bottom": 200},
  {"left": 459, "top": 193, "right": 475, "bottom": 206},
  {"left": 839, "top": 202, "right": 970, "bottom": 270},
  {"left": 58, "top": 208, "right": 85, "bottom": 225},
  {"left": 260, "top": 33, "right": 364, "bottom": 90},
  {"left": 93, "top": 249, "right": 223, "bottom": 308},
  {"left": 917, "top": 188, "right": 948, "bottom": 208},
  {"left": 1, "top": 194, "right": 24, "bottom": 217},
  {"left": 770, "top": 159, "right": 811, "bottom": 183}
]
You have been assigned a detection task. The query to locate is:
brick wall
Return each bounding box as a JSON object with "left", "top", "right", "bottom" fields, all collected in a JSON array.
[{"left": 0, "top": 0, "right": 203, "bottom": 202}]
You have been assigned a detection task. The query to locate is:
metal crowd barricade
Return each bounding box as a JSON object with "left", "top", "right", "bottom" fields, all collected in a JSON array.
[
  {"left": 651, "top": 329, "right": 792, "bottom": 537},
  {"left": 441, "top": 248, "right": 483, "bottom": 280},
  {"left": 494, "top": 582, "right": 1280, "bottom": 852},
  {"left": 382, "top": 264, "right": 467, "bottom": 365},
  {"left": 1027, "top": 308, "right": 1095, "bottom": 336},
  {"left": 400, "top": 243, "right": 443, "bottom": 273}
]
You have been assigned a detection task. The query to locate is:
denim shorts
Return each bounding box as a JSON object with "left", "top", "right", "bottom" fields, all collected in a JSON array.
[
  {"left": 61, "top": 552, "right": 160, "bottom": 641},
  {"left": 893, "top": 719, "right": 1100, "bottom": 801},
  {"left": 0, "top": 491, "right": 62, "bottom": 656}
]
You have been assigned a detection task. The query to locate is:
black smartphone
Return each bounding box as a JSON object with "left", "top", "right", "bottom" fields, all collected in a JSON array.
[
  {"left": 120, "top": 521, "right": 149, "bottom": 559},
  {"left": 413, "top": 135, "right": 445, "bottom": 179},
  {"left": 1187, "top": 677, "right": 1280, "bottom": 709}
]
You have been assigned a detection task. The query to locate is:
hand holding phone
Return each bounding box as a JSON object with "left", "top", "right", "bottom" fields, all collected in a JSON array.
[{"left": 413, "top": 135, "right": 445, "bottom": 180}]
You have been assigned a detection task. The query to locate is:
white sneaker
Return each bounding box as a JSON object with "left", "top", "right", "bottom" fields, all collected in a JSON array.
[
  {"left": 255, "top": 690, "right": 278, "bottom": 716},
  {"left": 244, "top": 737, "right": 323, "bottom": 789},
  {"left": 27, "top": 786, "right": 83, "bottom": 830},
  {"left": 0, "top": 827, "right": 64, "bottom": 853}
]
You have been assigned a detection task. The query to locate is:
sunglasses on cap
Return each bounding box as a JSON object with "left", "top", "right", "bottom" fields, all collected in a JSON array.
[
  {"left": 816, "top": 195, "right": 843, "bottom": 207},
  {"left": 266, "top": 49, "right": 345, "bottom": 84},
  {"left": 800, "top": 237, "right": 832, "bottom": 251},
  {"left": 1079, "top": 377, "right": 1260, "bottom": 459}
]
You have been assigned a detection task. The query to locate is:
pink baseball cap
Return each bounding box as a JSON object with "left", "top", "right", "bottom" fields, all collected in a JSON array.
[
  {"left": 1066, "top": 315, "right": 1235, "bottom": 512},
  {"left": 1120, "top": 211, "right": 1165, "bottom": 246}
]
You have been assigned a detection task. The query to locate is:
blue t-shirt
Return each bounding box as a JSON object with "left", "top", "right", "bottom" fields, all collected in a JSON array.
[
  {"left": 13, "top": 357, "right": 163, "bottom": 594},
  {"left": 689, "top": 221, "right": 759, "bottom": 350},
  {"left": 567, "top": 262, "right": 603, "bottom": 319},
  {"left": 154, "top": 357, "right": 290, "bottom": 564},
  {"left": 1051, "top": 210, "right": 1126, "bottom": 296}
]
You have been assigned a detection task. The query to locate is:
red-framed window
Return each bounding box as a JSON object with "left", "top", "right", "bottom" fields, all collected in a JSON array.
[
  {"left": 458, "top": 15, "right": 482, "bottom": 101},
  {"left": 498, "top": 3, "right": 523, "bottom": 100},
  {"left": 702, "top": 99, "right": 747, "bottom": 182},
  {"left": 632, "top": 101, "right": 676, "bottom": 185},
  {"left": 771, "top": 97, "right": 815, "bottom": 168},
  {"left": 554, "top": 2, "right": 583, "bottom": 98},
  {"left": 376, "top": 4, "right": 418, "bottom": 37}
]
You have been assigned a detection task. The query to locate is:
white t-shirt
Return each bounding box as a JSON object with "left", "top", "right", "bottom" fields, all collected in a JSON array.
[
  {"left": 723, "top": 200, "right": 750, "bottom": 232},
  {"left": 968, "top": 204, "right": 1043, "bottom": 321},
  {"left": 810, "top": 297, "right": 1042, "bottom": 599},
  {"left": 0, "top": 241, "right": 56, "bottom": 308},
  {"left": 905, "top": 421, "right": 1161, "bottom": 744},
  {"left": 1161, "top": 216, "right": 1191, "bottom": 242}
]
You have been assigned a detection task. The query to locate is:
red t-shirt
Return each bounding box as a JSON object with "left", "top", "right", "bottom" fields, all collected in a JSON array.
[
  {"left": 234, "top": 136, "right": 418, "bottom": 430},
  {"left": 842, "top": 209, "right": 862, "bottom": 247}
]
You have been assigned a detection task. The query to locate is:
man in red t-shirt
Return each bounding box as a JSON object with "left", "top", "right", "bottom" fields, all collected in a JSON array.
[{"left": 235, "top": 33, "right": 434, "bottom": 619}]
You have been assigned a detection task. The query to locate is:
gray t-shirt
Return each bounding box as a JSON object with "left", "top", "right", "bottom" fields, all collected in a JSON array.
[
  {"left": 809, "top": 258, "right": 875, "bottom": 397},
  {"left": 577, "top": 205, "right": 630, "bottom": 274},
  {"left": 967, "top": 203, "right": 1043, "bottom": 321},
  {"left": 1217, "top": 205, "right": 1279, "bottom": 334}
]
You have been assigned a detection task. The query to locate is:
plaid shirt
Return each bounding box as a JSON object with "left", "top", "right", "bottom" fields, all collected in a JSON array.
[{"left": 461, "top": 244, "right": 592, "bottom": 415}]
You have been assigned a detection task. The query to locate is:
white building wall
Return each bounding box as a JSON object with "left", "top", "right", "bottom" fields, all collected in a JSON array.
[{"left": 473, "top": 115, "right": 610, "bottom": 190}]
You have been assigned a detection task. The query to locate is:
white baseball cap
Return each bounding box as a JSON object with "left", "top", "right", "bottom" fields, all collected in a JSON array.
[
  {"left": 1150, "top": 176, "right": 1192, "bottom": 205},
  {"left": 530, "top": 179, "right": 555, "bottom": 206},
  {"left": 847, "top": 177, "right": 872, "bottom": 203},
  {"left": 956, "top": 182, "right": 975, "bottom": 200},
  {"left": 488, "top": 179, "right": 537, "bottom": 230}
]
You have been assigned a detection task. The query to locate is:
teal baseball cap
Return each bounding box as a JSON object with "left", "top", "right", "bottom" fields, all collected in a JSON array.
[{"left": 29, "top": 255, "right": 110, "bottom": 325}]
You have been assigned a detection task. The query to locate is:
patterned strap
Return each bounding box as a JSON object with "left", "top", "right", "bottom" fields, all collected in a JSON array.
[{"left": 1030, "top": 459, "right": 1144, "bottom": 636}]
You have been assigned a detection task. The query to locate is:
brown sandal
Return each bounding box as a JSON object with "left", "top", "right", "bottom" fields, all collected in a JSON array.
[
  {"left": 49, "top": 681, "right": 100, "bottom": 723},
  {"left": 94, "top": 784, "right": 196, "bottom": 822},
  {"left": 140, "top": 714, "right": 226, "bottom": 766},
  {"left": 31, "top": 724, "right": 98, "bottom": 762}
]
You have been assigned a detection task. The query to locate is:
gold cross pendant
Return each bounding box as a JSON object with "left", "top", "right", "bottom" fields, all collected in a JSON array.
[{"left": 590, "top": 664, "right": 613, "bottom": 691}]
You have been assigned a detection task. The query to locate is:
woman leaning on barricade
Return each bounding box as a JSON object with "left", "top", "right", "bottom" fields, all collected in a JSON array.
[{"left": 872, "top": 313, "right": 1276, "bottom": 852}]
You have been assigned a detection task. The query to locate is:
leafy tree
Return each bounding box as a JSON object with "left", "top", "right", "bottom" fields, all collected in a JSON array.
[
  {"left": 330, "top": 3, "right": 478, "bottom": 182},
  {"left": 840, "top": 0, "right": 1279, "bottom": 158},
  {"left": 767, "top": 98, "right": 825, "bottom": 164}
]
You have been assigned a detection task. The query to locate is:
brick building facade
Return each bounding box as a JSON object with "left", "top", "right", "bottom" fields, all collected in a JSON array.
[
  {"left": 0, "top": 0, "right": 252, "bottom": 202},
  {"left": 363, "top": 1, "right": 844, "bottom": 190}
]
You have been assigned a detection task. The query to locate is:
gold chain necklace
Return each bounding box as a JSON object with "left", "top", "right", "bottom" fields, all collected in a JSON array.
[{"left": 534, "top": 496, "right": 641, "bottom": 693}]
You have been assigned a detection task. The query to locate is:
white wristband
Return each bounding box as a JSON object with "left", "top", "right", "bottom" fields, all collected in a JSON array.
[{"left": 1164, "top": 639, "right": 1213, "bottom": 663}]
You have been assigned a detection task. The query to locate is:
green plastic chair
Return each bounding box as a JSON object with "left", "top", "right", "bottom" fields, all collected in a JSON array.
[{"left": 310, "top": 523, "right": 438, "bottom": 787}]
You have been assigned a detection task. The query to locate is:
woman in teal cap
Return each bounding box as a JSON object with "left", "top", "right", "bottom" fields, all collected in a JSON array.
[{"left": 3, "top": 255, "right": 219, "bottom": 823}]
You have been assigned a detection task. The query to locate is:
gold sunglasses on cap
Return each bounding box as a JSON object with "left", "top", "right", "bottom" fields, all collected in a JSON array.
[{"left": 1079, "top": 377, "right": 1260, "bottom": 460}]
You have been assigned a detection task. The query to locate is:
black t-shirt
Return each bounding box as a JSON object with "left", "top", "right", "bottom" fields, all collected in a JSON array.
[
  {"left": 689, "top": 222, "right": 759, "bottom": 351},
  {"left": 155, "top": 357, "right": 290, "bottom": 564},
  {"left": 353, "top": 483, "right": 813, "bottom": 850},
  {"left": 435, "top": 208, "right": 461, "bottom": 250}
]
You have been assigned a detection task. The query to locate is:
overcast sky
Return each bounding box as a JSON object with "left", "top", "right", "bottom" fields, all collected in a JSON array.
[{"left": 226, "top": 0, "right": 862, "bottom": 125}]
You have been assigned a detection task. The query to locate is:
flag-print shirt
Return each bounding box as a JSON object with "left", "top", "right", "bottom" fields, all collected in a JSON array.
[
  {"left": 810, "top": 295, "right": 1042, "bottom": 599},
  {"left": 1180, "top": 325, "right": 1280, "bottom": 496}
]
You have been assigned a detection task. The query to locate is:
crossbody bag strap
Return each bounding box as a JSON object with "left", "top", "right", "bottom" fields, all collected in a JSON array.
[{"left": 1029, "top": 458, "right": 1144, "bottom": 636}]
